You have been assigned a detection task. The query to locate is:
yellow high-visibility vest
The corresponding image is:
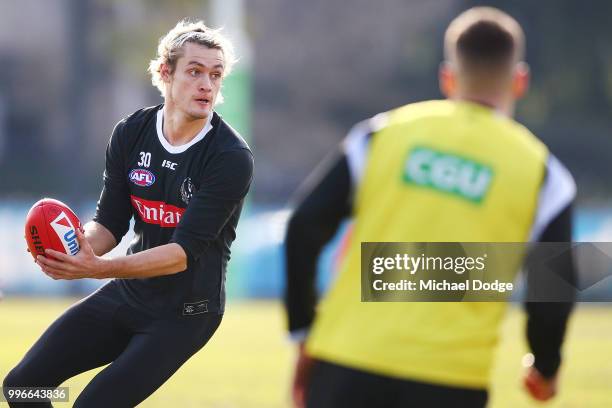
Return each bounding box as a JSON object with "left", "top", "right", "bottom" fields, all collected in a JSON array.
[{"left": 307, "top": 100, "right": 548, "bottom": 389}]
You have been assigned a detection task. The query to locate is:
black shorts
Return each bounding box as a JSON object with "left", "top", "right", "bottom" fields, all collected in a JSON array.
[
  {"left": 2, "top": 280, "right": 222, "bottom": 408},
  {"left": 307, "top": 359, "right": 488, "bottom": 408}
]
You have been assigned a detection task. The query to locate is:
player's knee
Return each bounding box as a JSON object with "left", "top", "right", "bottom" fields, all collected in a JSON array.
[
  {"left": 2, "top": 374, "right": 9, "bottom": 402},
  {"left": 3, "top": 365, "right": 37, "bottom": 389},
  {"left": 3, "top": 367, "right": 25, "bottom": 392},
  {"left": 3, "top": 368, "right": 19, "bottom": 389}
]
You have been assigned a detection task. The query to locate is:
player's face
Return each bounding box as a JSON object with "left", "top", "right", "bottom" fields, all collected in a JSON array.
[{"left": 166, "top": 43, "right": 225, "bottom": 120}]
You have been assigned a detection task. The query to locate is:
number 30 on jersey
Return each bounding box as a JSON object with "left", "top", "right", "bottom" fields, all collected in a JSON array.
[{"left": 138, "top": 152, "right": 151, "bottom": 168}]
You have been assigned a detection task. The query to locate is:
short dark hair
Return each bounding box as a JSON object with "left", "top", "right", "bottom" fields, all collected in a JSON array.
[{"left": 445, "top": 7, "right": 524, "bottom": 72}]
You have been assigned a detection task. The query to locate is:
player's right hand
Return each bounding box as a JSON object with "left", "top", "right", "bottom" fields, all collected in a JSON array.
[
  {"left": 523, "top": 366, "right": 558, "bottom": 401},
  {"left": 292, "top": 342, "right": 314, "bottom": 408}
]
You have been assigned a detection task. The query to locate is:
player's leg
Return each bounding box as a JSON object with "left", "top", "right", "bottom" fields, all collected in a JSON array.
[
  {"left": 305, "top": 359, "right": 396, "bottom": 408},
  {"left": 306, "top": 359, "right": 488, "bottom": 408},
  {"left": 2, "top": 281, "right": 131, "bottom": 408},
  {"left": 393, "top": 376, "right": 488, "bottom": 408},
  {"left": 73, "top": 312, "right": 222, "bottom": 408}
]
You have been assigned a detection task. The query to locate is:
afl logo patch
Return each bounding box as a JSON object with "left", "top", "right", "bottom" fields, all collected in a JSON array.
[
  {"left": 129, "top": 169, "right": 156, "bottom": 187},
  {"left": 180, "top": 177, "right": 197, "bottom": 205}
]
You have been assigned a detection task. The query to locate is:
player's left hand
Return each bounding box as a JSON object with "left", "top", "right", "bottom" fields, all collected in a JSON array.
[
  {"left": 36, "top": 229, "right": 109, "bottom": 280},
  {"left": 523, "top": 366, "right": 558, "bottom": 401},
  {"left": 292, "top": 342, "right": 314, "bottom": 408}
]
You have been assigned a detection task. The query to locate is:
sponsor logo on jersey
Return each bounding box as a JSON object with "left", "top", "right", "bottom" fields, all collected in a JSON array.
[
  {"left": 130, "top": 195, "right": 186, "bottom": 227},
  {"left": 162, "top": 159, "right": 177, "bottom": 170},
  {"left": 49, "top": 211, "right": 80, "bottom": 255},
  {"left": 403, "top": 146, "right": 494, "bottom": 203},
  {"left": 183, "top": 300, "right": 209, "bottom": 315},
  {"left": 180, "top": 177, "right": 197, "bottom": 205},
  {"left": 129, "top": 169, "right": 156, "bottom": 187}
]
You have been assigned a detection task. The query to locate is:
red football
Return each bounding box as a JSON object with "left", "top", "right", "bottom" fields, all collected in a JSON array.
[{"left": 25, "top": 198, "right": 82, "bottom": 260}]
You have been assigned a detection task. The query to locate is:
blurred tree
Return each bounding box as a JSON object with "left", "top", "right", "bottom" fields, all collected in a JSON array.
[
  {"left": 1, "top": 0, "right": 611, "bottom": 203},
  {"left": 467, "top": 0, "right": 612, "bottom": 200}
]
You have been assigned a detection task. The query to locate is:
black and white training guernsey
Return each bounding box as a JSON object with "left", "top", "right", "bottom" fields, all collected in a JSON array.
[{"left": 93, "top": 104, "right": 253, "bottom": 317}]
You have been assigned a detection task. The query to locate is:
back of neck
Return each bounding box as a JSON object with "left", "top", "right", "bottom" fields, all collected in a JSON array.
[{"left": 451, "top": 88, "right": 515, "bottom": 117}]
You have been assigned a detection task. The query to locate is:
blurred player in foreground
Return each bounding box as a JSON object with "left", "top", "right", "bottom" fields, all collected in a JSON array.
[
  {"left": 3, "top": 20, "right": 253, "bottom": 407},
  {"left": 285, "top": 7, "right": 575, "bottom": 408}
]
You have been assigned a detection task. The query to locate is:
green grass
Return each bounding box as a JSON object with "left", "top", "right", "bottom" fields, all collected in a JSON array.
[{"left": 1, "top": 299, "right": 610, "bottom": 407}]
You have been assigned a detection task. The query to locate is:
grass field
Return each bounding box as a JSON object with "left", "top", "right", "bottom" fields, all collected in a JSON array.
[{"left": 1, "top": 299, "right": 611, "bottom": 407}]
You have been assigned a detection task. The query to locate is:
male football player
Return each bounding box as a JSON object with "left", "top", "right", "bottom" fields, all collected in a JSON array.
[
  {"left": 3, "top": 20, "right": 253, "bottom": 407},
  {"left": 285, "top": 7, "right": 575, "bottom": 408}
]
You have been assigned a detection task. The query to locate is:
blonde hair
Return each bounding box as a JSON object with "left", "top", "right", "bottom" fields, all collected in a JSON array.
[{"left": 148, "top": 20, "right": 236, "bottom": 98}]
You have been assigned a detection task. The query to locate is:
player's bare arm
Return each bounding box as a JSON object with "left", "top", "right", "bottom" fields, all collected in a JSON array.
[
  {"left": 36, "top": 229, "right": 187, "bottom": 280},
  {"left": 83, "top": 220, "right": 118, "bottom": 256}
]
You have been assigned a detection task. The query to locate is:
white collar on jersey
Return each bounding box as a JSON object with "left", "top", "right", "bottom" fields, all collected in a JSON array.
[{"left": 155, "top": 107, "right": 213, "bottom": 154}]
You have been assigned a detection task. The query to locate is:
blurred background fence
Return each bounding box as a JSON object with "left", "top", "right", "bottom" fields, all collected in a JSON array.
[{"left": 1, "top": 0, "right": 612, "bottom": 298}]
